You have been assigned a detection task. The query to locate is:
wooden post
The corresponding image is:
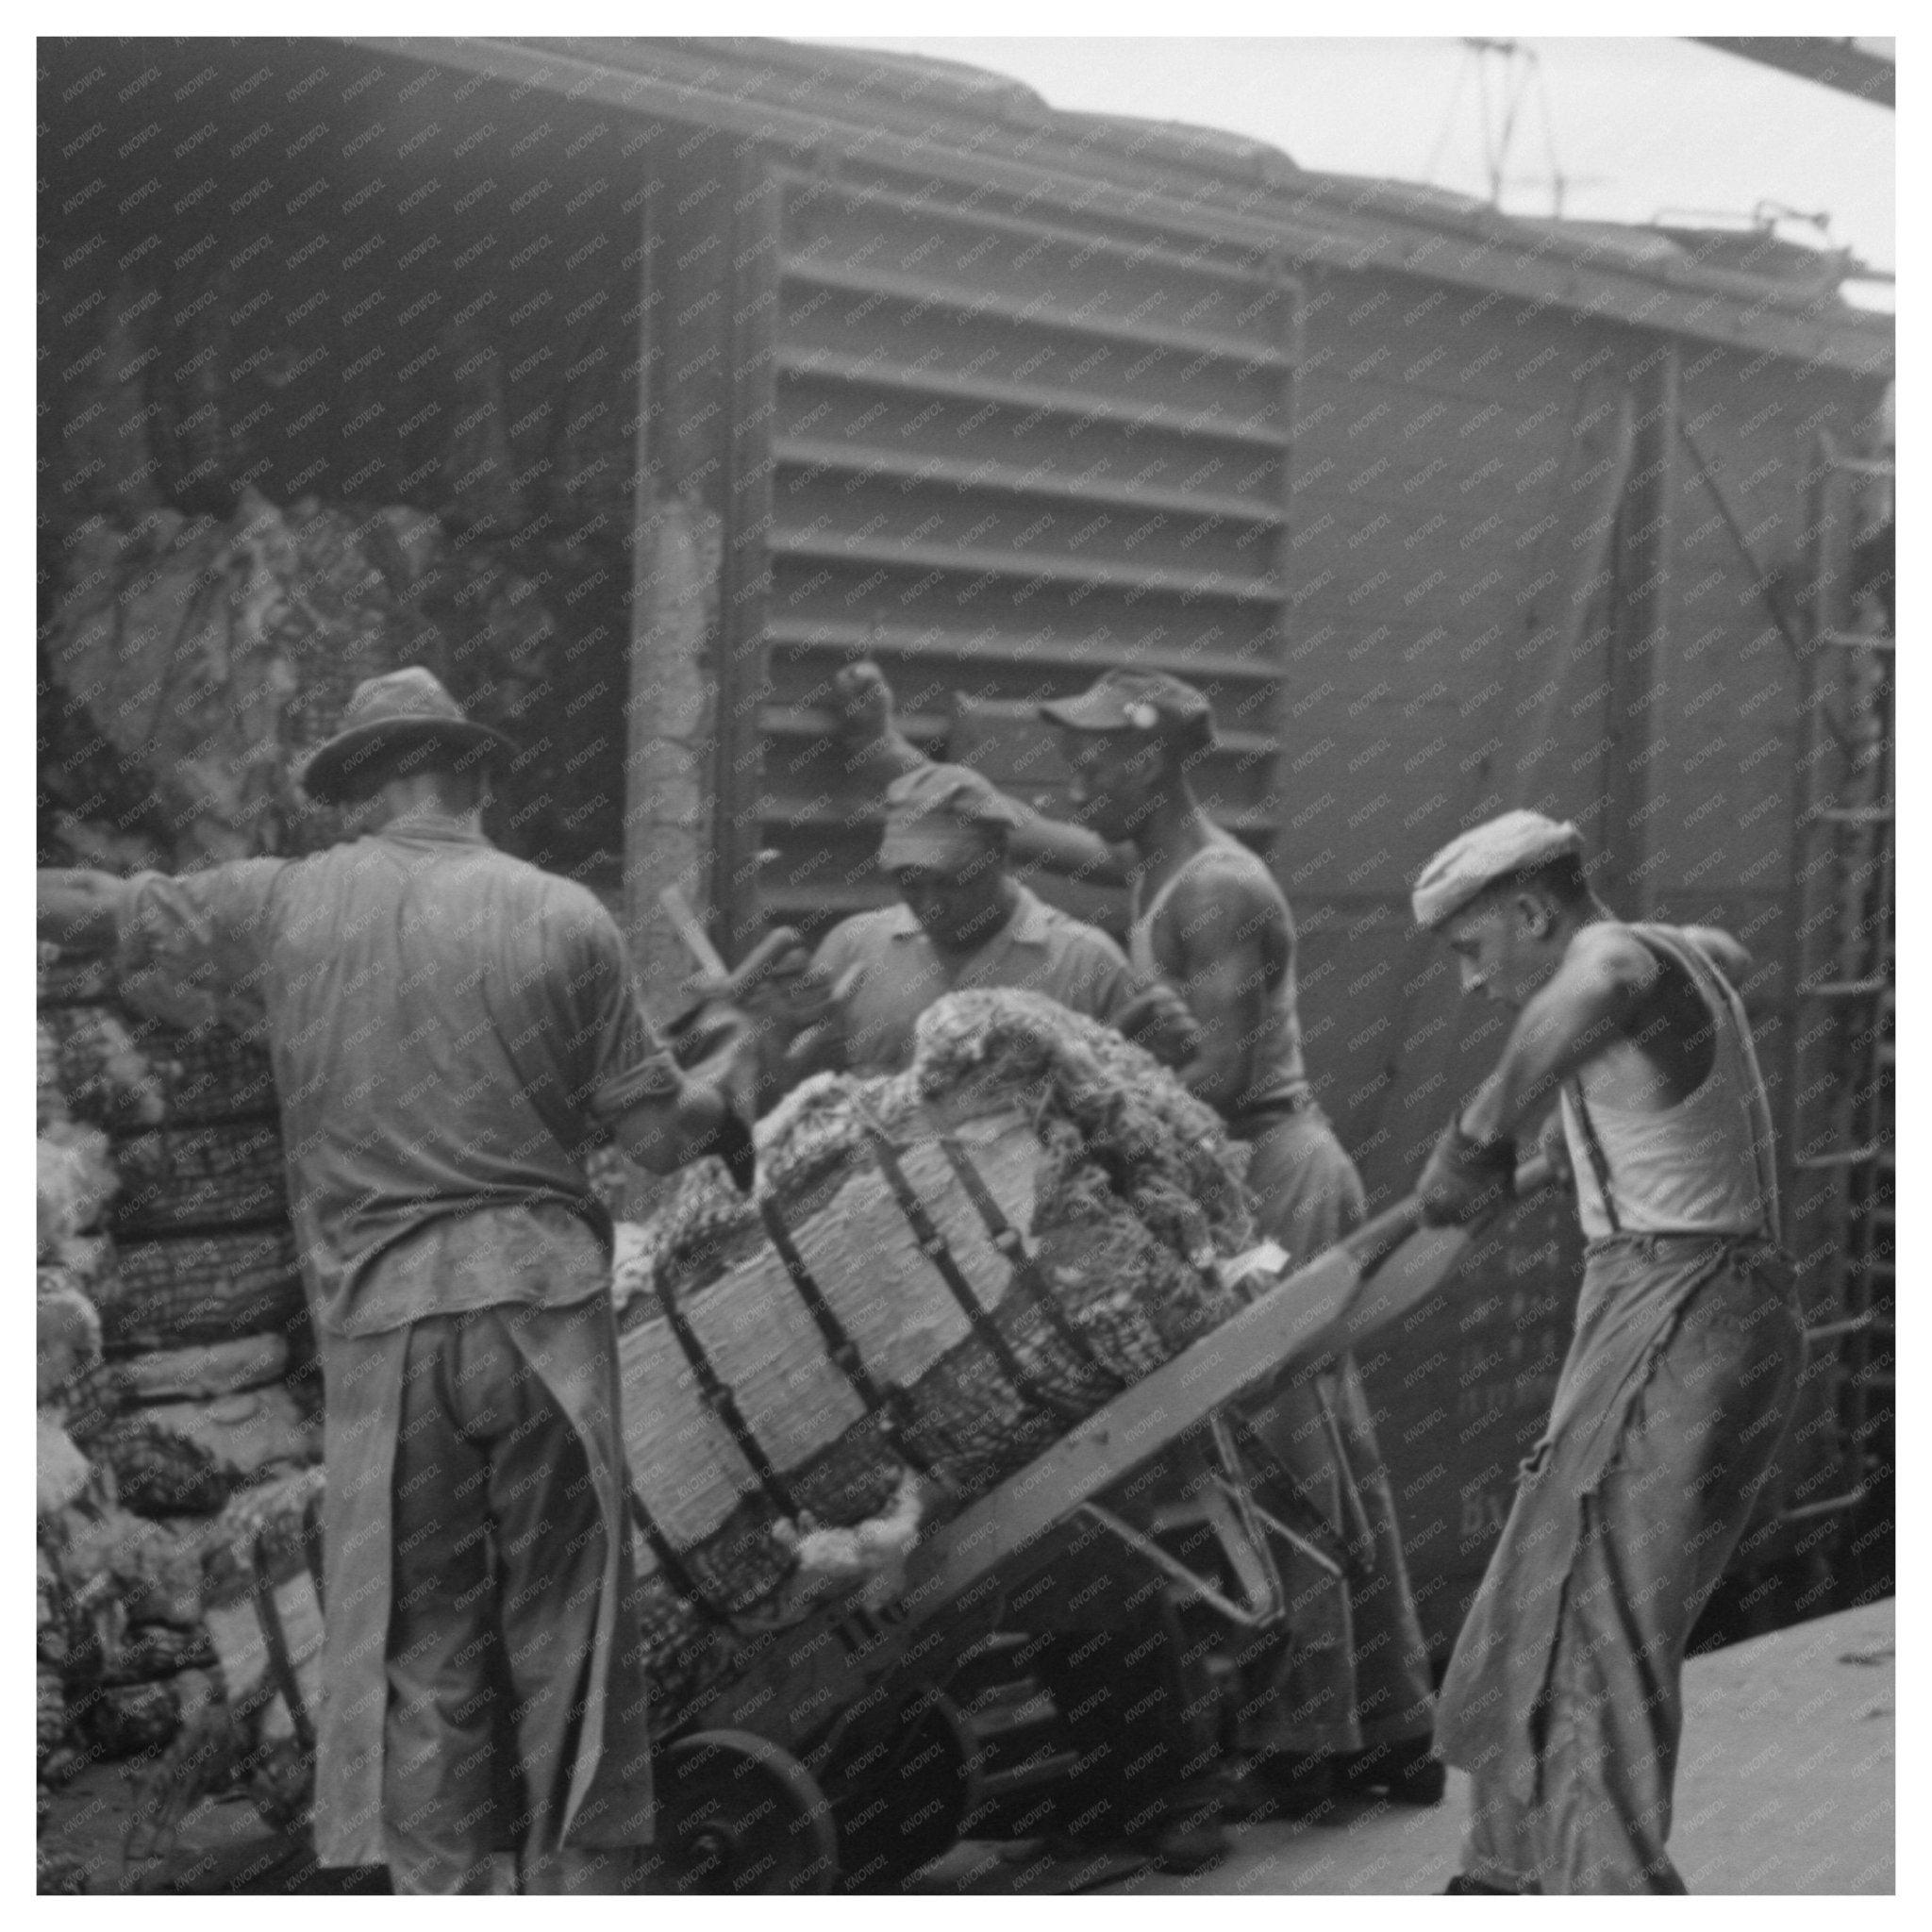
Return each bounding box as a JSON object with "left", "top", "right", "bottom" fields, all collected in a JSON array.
[
  {"left": 713, "top": 153, "right": 781, "bottom": 956},
  {"left": 624, "top": 152, "right": 730, "bottom": 994}
]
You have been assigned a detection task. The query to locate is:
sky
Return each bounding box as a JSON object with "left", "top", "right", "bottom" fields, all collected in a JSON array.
[{"left": 813, "top": 36, "right": 1894, "bottom": 299}]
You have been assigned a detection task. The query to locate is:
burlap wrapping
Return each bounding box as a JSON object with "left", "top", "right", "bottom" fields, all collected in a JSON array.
[
  {"left": 616, "top": 989, "right": 1255, "bottom": 1721},
  {"left": 142, "top": 1025, "right": 277, "bottom": 1126},
  {"left": 98, "top": 1228, "right": 305, "bottom": 1354},
  {"left": 111, "top": 1122, "right": 288, "bottom": 1236}
]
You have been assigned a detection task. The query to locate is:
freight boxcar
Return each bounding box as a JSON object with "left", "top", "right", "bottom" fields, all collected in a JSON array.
[{"left": 38, "top": 35, "right": 1893, "bottom": 1657}]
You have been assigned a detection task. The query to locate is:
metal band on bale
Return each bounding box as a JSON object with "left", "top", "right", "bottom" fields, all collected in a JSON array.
[
  {"left": 656, "top": 1283, "right": 802, "bottom": 1521},
  {"left": 932, "top": 1124, "right": 1120, "bottom": 1393},
  {"left": 756, "top": 1197, "right": 938, "bottom": 1477},
  {"left": 757, "top": 1197, "right": 890, "bottom": 1407},
  {"left": 858, "top": 1118, "right": 1081, "bottom": 1424},
  {"left": 624, "top": 1484, "right": 733, "bottom": 1627}
]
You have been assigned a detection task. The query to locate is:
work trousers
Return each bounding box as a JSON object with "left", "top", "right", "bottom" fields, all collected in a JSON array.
[
  {"left": 1451, "top": 1239, "right": 1803, "bottom": 1892},
  {"left": 1229, "top": 1107, "right": 1436, "bottom": 1757},
  {"left": 385, "top": 1305, "right": 635, "bottom": 1894}
]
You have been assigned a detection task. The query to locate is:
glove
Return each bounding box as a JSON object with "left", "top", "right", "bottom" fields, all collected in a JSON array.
[
  {"left": 1113, "top": 983, "right": 1203, "bottom": 1069},
  {"left": 1416, "top": 1111, "right": 1517, "bottom": 1227}
]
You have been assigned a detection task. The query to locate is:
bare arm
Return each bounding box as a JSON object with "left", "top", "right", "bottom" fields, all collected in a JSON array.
[
  {"left": 38, "top": 869, "right": 134, "bottom": 951},
  {"left": 608, "top": 1077, "right": 742, "bottom": 1175},
  {"left": 831, "top": 661, "right": 1137, "bottom": 888},
  {"left": 1414, "top": 926, "right": 1657, "bottom": 1225},
  {"left": 594, "top": 1008, "right": 763, "bottom": 1179},
  {"left": 1458, "top": 925, "right": 1659, "bottom": 1144},
  {"left": 1156, "top": 865, "right": 1282, "bottom": 1115}
]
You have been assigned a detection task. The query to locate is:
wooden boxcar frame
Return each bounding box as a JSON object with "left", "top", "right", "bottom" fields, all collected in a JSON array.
[{"left": 37, "top": 33, "right": 1892, "bottom": 1655}]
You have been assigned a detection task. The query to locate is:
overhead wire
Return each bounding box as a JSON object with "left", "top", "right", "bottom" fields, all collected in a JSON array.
[{"left": 1420, "top": 42, "right": 1471, "bottom": 187}]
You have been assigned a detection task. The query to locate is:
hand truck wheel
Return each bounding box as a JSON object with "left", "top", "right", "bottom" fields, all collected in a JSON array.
[{"left": 641, "top": 1728, "right": 838, "bottom": 1895}]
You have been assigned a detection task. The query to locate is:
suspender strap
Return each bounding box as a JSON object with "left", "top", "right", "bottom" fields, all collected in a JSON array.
[
  {"left": 858, "top": 1117, "right": 1081, "bottom": 1424},
  {"left": 247, "top": 1541, "right": 316, "bottom": 1759},
  {"left": 656, "top": 1285, "right": 802, "bottom": 1521},
  {"left": 932, "top": 1125, "right": 1120, "bottom": 1393},
  {"left": 1567, "top": 1079, "right": 1622, "bottom": 1234},
  {"left": 624, "top": 1484, "right": 734, "bottom": 1627},
  {"left": 755, "top": 1197, "right": 939, "bottom": 1477}
]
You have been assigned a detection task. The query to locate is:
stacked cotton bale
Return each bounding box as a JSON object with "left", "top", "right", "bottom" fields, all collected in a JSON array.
[
  {"left": 613, "top": 988, "right": 1257, "bottom": 1727},
  {"left": 35, "top": 941, "right": 320, "bottom": 1824},
  {"left": 39, "top": 207, "right": 635, "bottom": 888}
]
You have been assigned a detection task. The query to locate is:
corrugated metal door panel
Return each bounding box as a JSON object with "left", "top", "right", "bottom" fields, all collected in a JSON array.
[
  {"left": 752, "top": 166, "right": 1301, "bottom": 933},
  {"left": 1278, "top": 336, "right": 1633, "bottom": 911}
]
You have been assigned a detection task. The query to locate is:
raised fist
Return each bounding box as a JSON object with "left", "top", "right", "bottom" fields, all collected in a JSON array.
[{"left": 832, "top": 659, "right": 896, "bottom": 745}]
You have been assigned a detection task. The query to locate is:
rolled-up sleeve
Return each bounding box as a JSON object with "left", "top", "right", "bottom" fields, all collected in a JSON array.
[
  {"left": 567, "top": 908, "right": 677, "bottom": 1123},
  {"left": 117, "top": 861, "right": 286, "bottom": 1029}
]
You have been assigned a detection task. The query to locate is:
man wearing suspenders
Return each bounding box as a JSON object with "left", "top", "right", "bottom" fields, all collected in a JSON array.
[{"left": 1408, "top": 809, "right": 1805, "bottom": 1893}]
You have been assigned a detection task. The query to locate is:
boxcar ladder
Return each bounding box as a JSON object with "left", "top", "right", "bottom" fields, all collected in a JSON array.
[{"left": 1777, "top": 433, "right": 1894, "bottom": 1541}]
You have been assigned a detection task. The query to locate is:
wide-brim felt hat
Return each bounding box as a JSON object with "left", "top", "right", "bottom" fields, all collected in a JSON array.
[{"left": 298, "top": 666, "right": 516, "bottom": 805}]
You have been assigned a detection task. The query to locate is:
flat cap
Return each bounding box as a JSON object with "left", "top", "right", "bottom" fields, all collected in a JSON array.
[
  {"left": 1039, "top": 670, "right": 1215, "bottom": 749},
  {"left": 1411, "top": 809, "right": 1585, "bottom": 930},
  {"left": 879, "top": 763, "right": 1024, "bottom": 871}
]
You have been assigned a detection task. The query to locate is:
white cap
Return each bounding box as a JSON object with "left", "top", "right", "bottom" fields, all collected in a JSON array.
[{"left": 1411, "top": 809, "right": 1585, "bottom": 930}]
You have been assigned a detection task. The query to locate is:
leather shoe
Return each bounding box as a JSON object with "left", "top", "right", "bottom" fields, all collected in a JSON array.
[{"left": 1337, "top": 1736, "right": 1447, "bottom": 1807}]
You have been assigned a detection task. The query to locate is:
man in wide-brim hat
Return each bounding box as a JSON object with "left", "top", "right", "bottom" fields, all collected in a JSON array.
[
  {"left": 294, "top": 662, "right": 515, "bottom": 806},
  {"left": 40, "top": 666, "right": 754, "bottom": 1893},
  {"left": 1407, "top": 809, "right": 1801, "bottom": 1893}
]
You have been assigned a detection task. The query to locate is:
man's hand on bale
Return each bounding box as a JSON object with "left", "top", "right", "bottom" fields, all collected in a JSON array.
[
  {"left": 597, "top": 1008, "right": 761, "bottom": 1189},
  {"left": 666, "top": 1003, "right": 762, "bottom": 1190},
  {"left": 679, "top": 932, "right": 851, "bottom": 1103},
  {"left": 1417, "top": 1110, "right": 1518, "bottom": 1226},
  {"left": 1115, "top": 982, "right": 1203, "bottom": 1070}
]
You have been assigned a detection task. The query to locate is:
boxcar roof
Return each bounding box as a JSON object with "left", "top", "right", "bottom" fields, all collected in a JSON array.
[{"left": 357, "top": 34, "right": 1892, "bottom": 378}]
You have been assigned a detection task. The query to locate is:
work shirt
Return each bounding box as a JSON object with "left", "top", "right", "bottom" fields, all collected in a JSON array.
[
  {"left": 813, "top": 884, "right": 1136, "bottom": 1075},
  {"left": 115, "top": 814, "right": 659, "bottom": 1338}
]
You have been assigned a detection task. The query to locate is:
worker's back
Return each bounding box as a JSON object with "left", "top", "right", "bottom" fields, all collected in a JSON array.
[{"left": 125, "top": 816, "right": 645, "bottom": 1331}]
